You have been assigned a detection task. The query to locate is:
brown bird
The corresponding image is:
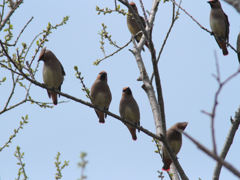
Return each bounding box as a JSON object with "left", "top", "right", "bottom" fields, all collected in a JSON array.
[
  {"left": 237, "top": 32, "right": 240, "bottom": 63},
  {"left": 162, "top": 122, "right": 188, "bottom": 171},
  {"left": 90, "top": 71, "right": 112, "bottom": 123},
  {"left": 127, "top": 1, "right": 148, "bottom": 50},
  {"left": 208, "top": 0, "right": 229, "bottom": 56},
  {"left": 38, "top": 47, "right": 65, "bottom": 105},
  {"left": 119, "top": 87, "right": 140, "bottom": 141}
]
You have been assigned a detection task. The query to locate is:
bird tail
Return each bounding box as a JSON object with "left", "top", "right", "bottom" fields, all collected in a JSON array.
[
  {"left": 51, "top": 92, "right": 58, "bottom": 105},
  {"left": 96, "top": 110, "right": 105, "bottom": 123},
  {"left": 162, "top": 159, "right": 172, "bottom": 171},
  {"left": 128, "top": 127, "right": 137, "bottom": 141},
  {"left": 47, "top": 90, "right": 58, "bottom": 105},
  {"left": 219, "top": 41, "right": 228, "bottom": 56}
]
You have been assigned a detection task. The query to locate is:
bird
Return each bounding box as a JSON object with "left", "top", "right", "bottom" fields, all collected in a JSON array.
[
  {"left": 208, "top": 0, "right": 229, "bottom": 56},
  {"left": 162, "top": 122, "right": 188, "bottom": 171},
  {"left": 38, "top": 47, "right": 65, "bottom": 105},
  {"left": 119, "top": 87, "right": 140, "bottom": 141},
  {"left": 90, "top": 71, "right": 112, "bottom": 123},
  {"left": 127, "top": 1, "right": 148, "bottom": 50},
  {"left": 237, "top": 32, "right": 240, "bottom": 63}
]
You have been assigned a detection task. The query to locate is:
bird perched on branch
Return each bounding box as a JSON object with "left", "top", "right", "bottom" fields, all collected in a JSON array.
[
  {"left": 38, "top": 47, "right": 65, "bottom": 105},
  {"left": 127, "top": 1, "right": 148, "bottom": 51},
  {"left": 162, "top": 122, "right": 188, "bottom": 171},
  {"left": 119, "top": 87, "right": 140, "bottom": 141},
  {"left": 90, "top": 71, "right": 112, "bottom": 123},
  {"left": 237, "top": 32, "right": 240, "bottom": 63},
  {"left": 208, "top": 0, "right": 229, "bottom": 56}
]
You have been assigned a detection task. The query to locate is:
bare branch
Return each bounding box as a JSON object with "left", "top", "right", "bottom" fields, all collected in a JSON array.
[
  {"left": 182, "top": 131, "right": 240, "bottom": 178},
  {"left": 150, "top": 0, "right": 180, "bottom": 83},
  {"left": 202, "top": 54, "right": 240, "bottom": 155},
  {"left": 213, "top": 108, "right": 240, "bottom": 180}
]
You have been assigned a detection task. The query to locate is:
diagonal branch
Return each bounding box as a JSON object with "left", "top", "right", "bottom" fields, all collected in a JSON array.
[
  {"left": 182, "top": 131, "right": 240, "bottom": 178},
  {"left": 213, "top": 108, "right": 240, "bottom": 180},
  {"left": 3, "top": 16, "right": 34, "bottom": 47}
]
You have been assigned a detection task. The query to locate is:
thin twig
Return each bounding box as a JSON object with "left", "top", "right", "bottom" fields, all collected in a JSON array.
[
  {"left": 2, "top": 75, "right": 19, "bottom": 111},
  {"left": 0, "top": 0, "right": 23, "bottom": 31},
  {"left": 94, "top": 38, "right": 131, "bottom": 65},
  {"left": 0, "top": 117, "right": 28, "bottom": 152},
  {"left": 3, "top": 16, "right": 34, "bottom": 46},
  {"left": 150, "top": 0, "right": 180, "bottom": 83},
  {"left": 0, "top": 0, "right": 6, "bottom": 23},
  {"left": 15, "top": 146, "right": 28, "bottom": 180}
]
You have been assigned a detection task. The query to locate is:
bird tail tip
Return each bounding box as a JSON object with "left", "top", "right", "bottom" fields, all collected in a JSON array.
[
  {"left": 162, "top": 167, "right": 170, "bottom": 172},
  {"left": 98, "top": 112, "right": 105, "bottom": 123},
  {"left": 51, "top": 92, "right": 58, "bottom": 105},
  {"left": 129, "top": 128, "right": 137, "bottom": 141}
]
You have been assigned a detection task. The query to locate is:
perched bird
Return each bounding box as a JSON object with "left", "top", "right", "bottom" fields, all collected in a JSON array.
[
  {"left": 119, "top": 87, "right": 140, "bottom": 141},
  {"left": 127, "top": 1, "right": 148, "bottom": 50},
  {"left": 162, "top": 122, "right": 188, "bottom": 171},
  {"left": 208, "top": 0, "right": 229, "bottom": 56},
  {"left": 237, "top": 32, "right": 240, "bottom": 63},
  {"left": 38, "top": 47, "right": 65, "bottom": 105},
  {"left": 90, "top": 71, "right": 112, "bottom": 123}
]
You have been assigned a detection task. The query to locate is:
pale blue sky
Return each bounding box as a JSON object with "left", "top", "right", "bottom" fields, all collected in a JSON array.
[{"left": 1, "top": 0, "right": 240, "bottom": 179}]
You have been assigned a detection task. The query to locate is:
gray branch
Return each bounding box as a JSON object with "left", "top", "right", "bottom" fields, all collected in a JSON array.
[{"left": 213, "top": 108, "right": 240, "bottom": 180}]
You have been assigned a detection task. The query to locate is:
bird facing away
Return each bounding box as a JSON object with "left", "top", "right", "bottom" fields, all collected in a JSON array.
[
  {"left": 162, "top": 122, "right": 188, "bottom": 171},
  {"left": 90, "top": 71, "right": 112, "bottom": 123},
  {"left": 208, "top": 0, "right": 229, "bottom": 56},
  {"left": 237, "top": 32, "right": 240, "bottom": 63},
  {"left": 119, "top": 87, "right": 140, "bottom": 141},
  {"left": 127, "top": 1, "right": 148, "bottom": 50},
  {"left": 38, "top": 47, "right": 65, "bottom": 105}
]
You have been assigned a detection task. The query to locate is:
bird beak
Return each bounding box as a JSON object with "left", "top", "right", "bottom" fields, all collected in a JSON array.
[{"left": 38, "top": 54, "right": 44, "bottom": 62}]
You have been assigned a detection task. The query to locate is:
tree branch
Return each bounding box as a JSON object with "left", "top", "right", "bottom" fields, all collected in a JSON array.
[
  {"left": 0, "top": 0, "right": 23, "bottom": 31},
  {"left": 213, "top": 108, "right": 240, "bottom": 180},
  {"left": 182, "top": 131, "right": 240, "bottom": 178}
]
